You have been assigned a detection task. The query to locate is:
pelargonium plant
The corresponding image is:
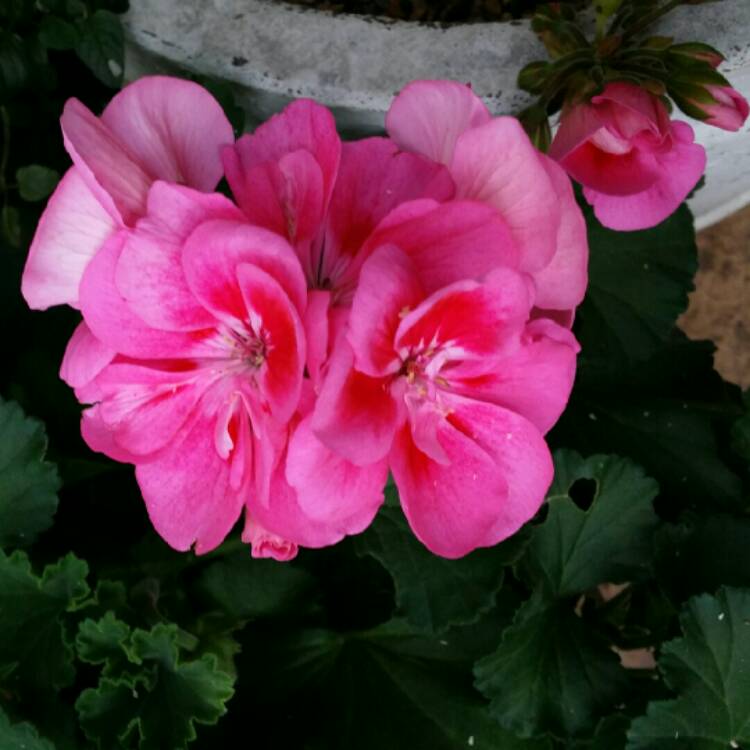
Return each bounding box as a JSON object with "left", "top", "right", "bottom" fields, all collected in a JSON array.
[{"left": 2, "top": 0, "right": 749, "bottom": 748}]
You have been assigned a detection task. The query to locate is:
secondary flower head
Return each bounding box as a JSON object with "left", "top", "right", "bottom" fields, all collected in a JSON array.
[
  {"left": 549, "top": 82, "right": 707, "bottom": 231},
  {"left": 697, "top": 85, "right": 749, "bottom": 132}
]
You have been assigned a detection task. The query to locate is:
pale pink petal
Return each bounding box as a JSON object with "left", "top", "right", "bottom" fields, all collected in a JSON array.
[
  {"left": 321, "top": 137, "right": 453, "bottom": 290},
  {"left": 61, "top": 99, "right": 151, "bottom": 225},
  {"left": 286, "top": 414, "right": 386, "bottom": 529},
  {"left": 60, "top": 321, "right": 115, "bottom": 390},
  {"left": 312, "top": 339, "right": 400, "bottom": 466},
  {"left": 548, "top": 102, "right": 605, "bottom": 162},
  {"left": 452, "top": 318, "right": 579, "bottom": 434},
  {"left": 79, "top": 231, "right": 218, "bottom": 359},
  {"left": 386, "top": 80, "right": 492, "bottom": 165},
  {"left": 223, "top": 99, "right": 340, "bottom": 230},
  {"left": 135, "top": 398, "right": 248, "bottom": 554},
  {"left": 361, "top": 198, "right": 519, "bottom": 295},
  {"left": 100, "top": 75, "right": 234, "bottom": 192},
  {"left": 348, "top": 244, "right": 423, "bottom": 377},
  {"left": 532, "top": 156, "right": 589, "bottom": 311},
  {"left": 22, "top": 168, "right": 117, "bottom": 310},
  {"left": 235, "top": 263, "right": 305, "bottom": 423},
  {"left": 242, "top": 516, "right": 298, "bottom": 561},
  {"left": 584, "top": 123, "right": 706, "bottom": 230},
  {"left": 115, "top": 183, "right": 243, "bottom": 331},
  {"left": 451, "top": 117, "right": 561, "bottom": 272},
  {"left": 390, "top": 396, "right": 553, "bottom": 558},
  {"left": 182, "top": 220, "right": 307, "bottom": 321},
  {"left": 94, "top": 363, "right": 208, "bottom": 456}
]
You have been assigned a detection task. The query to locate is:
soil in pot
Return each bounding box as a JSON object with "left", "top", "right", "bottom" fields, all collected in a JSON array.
[{"left": 276, "top": 0, "right": 582, "bottom": 23}]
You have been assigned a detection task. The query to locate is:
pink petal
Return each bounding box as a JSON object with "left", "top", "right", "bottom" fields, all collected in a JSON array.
[
  {"left": 223, "top": 98, "right": 340, "bottom": 232},
  {"left": 303, "top": 289, "right": 332, "bottom": 388},
  {"left": 235, "top": 263, "right": 305, "bottom": 423},
  {"left": 21, "top": 168, "right": 117, "bottom": 310},
  {"left": 361, "top": 198, "right": 519, "bottom": 295},
  {"left": 135, "top": 397, "right": 248, "bottom": 553},
  {"left": 242, "top": 516, "right": 298, "bottom": 561},
  {"left": 321, "top": 137, "right": 454, "bottom": 290},
  {"left": 390, "top": 395, "right": 553, "bottom": 558},
  {"left": 60, "top": 321, "right": 115, "bottom": 390},
  {"left": 286, "top": 414, "right": 386, "bottom": 530},
  {"left": 451, "top": 117, "right": 561, "bottom": 273},
  {"left": 182, "top": 220, "right": 307, "bottom": 321},
  {"left": 115, "top": 183, "right": 243, "bottom": 331},
  {"left": 94, "top": 362, "right": 208, "bottom": 456},
  {"left": 395, "top": 268, "right": 533, "bottom": 364},
  {"left": 61, "top": 99, "right": 151, "bottom": 225},
  {"left": 584, "top": 122, "right": 706, "bottom": 231},
  {"left": 532, "top": 156, "right": 589, "bottom": 311},
  {"left": 348, "top": 244, "right": 423, "bottom": 377},
  {"left": 452, "top": 318, "right": 579, "bottom": 434},
  {"left": 312, "top": 339, "right": 400, "bottom": 466},
  {"left": 548, "top": 102, "right": 605, "bottom": 162},
  {"left": 592, "top": 82, "right": 667, "bottom": 132},
  {"left": 386, "top": 80, "right": 492, "bottom": 165},
  {"left": 100, "top": 75, "right": 234, "bottom": 192},
  {"left": 704, "top": 85, "right": 749, "bottom": 132},
  {"left": 79, "top": 231, "right": 218, "bottom": 359},
  {"left": 81, "top": 405, "right": 146, "bottom": 464}
]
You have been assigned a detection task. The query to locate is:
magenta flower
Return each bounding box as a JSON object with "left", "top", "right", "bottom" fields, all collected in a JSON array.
[
  {"left": 549, "top": 82, "right": 707, "bottom": 231},
  {"left": 22, "top": 76, "right": 234, "bottom": 310},
  {"left": 385, "top": 80, "right": 589, "bottom": 321},
  {"left": 307, "top": 244, "right": 579, "bottom": 558}
]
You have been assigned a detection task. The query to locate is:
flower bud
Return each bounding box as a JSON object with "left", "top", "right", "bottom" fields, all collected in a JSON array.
[{"left": 669, "top": 42, "right": 724, "bottom": 69}]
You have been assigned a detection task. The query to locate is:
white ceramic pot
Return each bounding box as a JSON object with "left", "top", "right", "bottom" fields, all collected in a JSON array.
[{"left": 123, "top": 0, "right": 750, "bottom": 227}]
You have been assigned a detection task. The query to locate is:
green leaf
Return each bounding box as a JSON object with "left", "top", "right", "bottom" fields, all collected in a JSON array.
[
  {"left": 519, "top": 451, "right": 659, "bottom": 598},
  {"left": 38, "top": 15, "right": 79, "bottom": 50},
  {"left": 627, "top": 587, "right": 750, "bottom": 749},
  {"left": 0, "top": 550, "right": 90, "bottom": 691},
  {"left": 74, "top": 10, "right": 124, "bottom": 88},
  {"left": 731, "top": 391, "right": 750, "bottom": 464},
  {"left": 0, "top": 397, "right": 60, "bottom": 549},
  {"left": 196, "top": 550, "right": 316, "bottom": 620},
  {"left": 578, "top": 202, "right": 697, "bottom": 367},
  {"left": 16, "top": 165, "right": 60, "bottom": 202},
  {"left": 239, "top": 618, "right": 551, "bottom": 749},
  {"left": 0, "top": 706, "right": 55, "bottom": 750},
  {"left": 76, "top": 622, "right": 235, "bottom": 750},
  {"left": 474, "top": 595, "right": 629, "bottom": 739},
  {"left": 355, "top": 505, "right": 529, "bottom": 633},
  {"left": 1, "top": 205, "right": 21, "bottom": 249}
]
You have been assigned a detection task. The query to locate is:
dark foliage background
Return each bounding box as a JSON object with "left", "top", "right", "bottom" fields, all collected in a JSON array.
[{"left": 1, "top": 1, "right": 749, "bottom": 748}]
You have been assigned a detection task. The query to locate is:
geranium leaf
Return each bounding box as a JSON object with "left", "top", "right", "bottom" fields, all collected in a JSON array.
[
  {"left": 519, "top": 451, "right": 659, "bottom": 598},
  {"left": 74, "top": 10, "right": 123, "bottom": 88},
  {"left": 0, "top": 550, "right": 89, "bottom": 691},
  {"left": 0, "top": 707, "right": 55, "bottom": 750},
  {"left": 195, "top": 551, "right": 317, "bottom": 620},
  {"left": 577, "top": 201, "right": 697, "bottom": 366},
  {"left": 474, "top": 595, "right": 629, "bottom": 739},
  {"left": 239, "top": 618, "right": 551, "bottom": 750},
  {"left": 355, "top": 505, "right": 530, "bottom": 633},
  {"left": 76, "top": 621, "right": 235, "bottom": 750},
  {"left": 627, "top": 587, "right": 750, "bottom": 749},
  {"left": 0, "top": 397, "right": 60, "bottom": 549}
]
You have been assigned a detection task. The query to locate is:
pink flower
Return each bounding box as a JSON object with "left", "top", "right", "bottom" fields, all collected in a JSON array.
[
  {"left": 549, "top": 82, "right": 707, "bottom": 231},
  {"left": 307, "top": 244, "right": 579, "bottom": 558},
  {"left": 242, "top": 517, "right": 298, "bottom": 562},
  {"left": 22, "top": 76, "right": 234, "bottom": 311},
  {"left": 385, "top": 80, "right": 589, "bottom": 321},
  {"left": 699, "top": 85, "right": 749, "bottom": 132},
  {"left": 62, "top": 183, "right": 316, "bottom": 554}
]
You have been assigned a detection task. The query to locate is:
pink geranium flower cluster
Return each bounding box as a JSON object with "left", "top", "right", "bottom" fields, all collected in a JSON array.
[{"left": 22, "top": 77, "right": 588, "bottom": 560}]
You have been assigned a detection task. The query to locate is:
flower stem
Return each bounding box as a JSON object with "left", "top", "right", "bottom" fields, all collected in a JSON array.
[{"left": 621, "top": 0, "right": 684, "bottom": 41}]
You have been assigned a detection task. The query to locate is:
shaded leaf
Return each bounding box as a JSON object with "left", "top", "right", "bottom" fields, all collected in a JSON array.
[
  {"left": 16, "top": 164, "right": 59, "bottom": 202},
  {"left": 519, "top": 451, "right": 659, "bottom": 598},
  {"left": 356, "top": 505, "right": 529, "bottom": 633},
  {"left": 0, "top": 397, "right": 60, "bottom": 549},
  {"left": 474, "top": 594, "right": 628, "bottom": 739},
  {"left": 0, "top": 706, "right": 55, "bottom": 750},
  {"left": 0, "top": 550, "right": 89, "bottom": 690},
  {"left": 627, "top": 587, "right": 750, "bottom": 749},
  {"left": 38, "top": 15, "right": 79, "bottom": 51},
  {"left": 74, "top": 10, "right": 123, "bottom": 87}
]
